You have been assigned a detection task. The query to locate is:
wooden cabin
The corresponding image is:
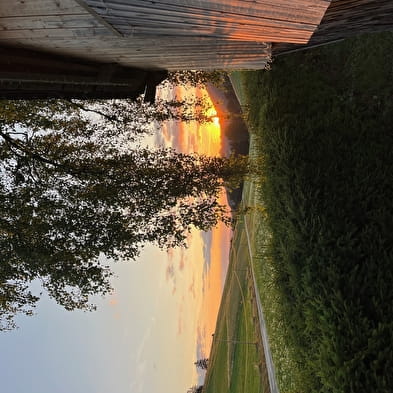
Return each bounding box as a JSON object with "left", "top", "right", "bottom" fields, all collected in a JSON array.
[
  {"left": 273, "top": 0, "right": 393, "bottom": 55},
  {"left": 0, "top": 0, "right": 331, "bottom": 99}
]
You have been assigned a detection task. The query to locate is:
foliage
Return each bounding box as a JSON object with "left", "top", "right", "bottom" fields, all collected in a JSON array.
[
  {"left": 194, "top": 358, "right": 209, "bottom": 370},
  {"left": 187, "top": 385, "right": 204, "bottom": 393},
  {"left": 241, "top": 32, "right": 393, "bottom": 393},
  {"left": 164, "top": 70, "right": 227, "bottom": 88},
  {"left": 0, "top": 98, "right": 248, "bottom": 330},
  {"left": 0, "top": 95, "right": 214, "bottom": 144}
]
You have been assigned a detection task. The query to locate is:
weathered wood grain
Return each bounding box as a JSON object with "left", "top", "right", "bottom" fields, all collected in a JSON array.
[
  {"left": 273, "top": 0, "right": 393, "bottom": 55},
  {"left": 0, "top": 0, "right": 330, "bottom": 70},
  {"left": 0, "top": 15, "right": 102, "bottom": 30},
  {"left": 85, "top": 0, "right": 329, "bottom": 43},
  {"left": 0, "top": 0, "right": 82, "bottom": 17}
]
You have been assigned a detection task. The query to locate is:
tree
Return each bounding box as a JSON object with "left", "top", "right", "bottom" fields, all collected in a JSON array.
[
  {"left": 194, "top": 358, "right": 209, "bottom": 370},
  {"left": 67, "top": 96, "right": 215, "bottom": 125},
  {"left": 0, "top": 98, "right": 248, "bottom": 330},
  {"left": 0, "top": 96, "right": 213, "bottom": 148},
  {"left": 187, "top": 385, "right": 204, "bottom": 393}
]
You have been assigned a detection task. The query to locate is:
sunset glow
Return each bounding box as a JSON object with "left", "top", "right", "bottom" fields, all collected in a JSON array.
[
  {"left": 157, "top": 84, "right": 231, "bottom": 360},
  {"left": 0, "top": 85, "right": 233, "bottom": 393}
]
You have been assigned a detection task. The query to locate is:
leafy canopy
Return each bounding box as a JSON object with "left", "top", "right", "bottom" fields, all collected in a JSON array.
[{"left": 0, "top": 98, "right": 247, "bottom": 330}]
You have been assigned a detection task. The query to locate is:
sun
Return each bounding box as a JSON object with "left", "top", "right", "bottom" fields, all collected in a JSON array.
[
  {"left": 212, "top": 115, "right": 220, "bottom": 126},
  {"left": 205, "top": 106, "right": 220, "bottom": 125}
]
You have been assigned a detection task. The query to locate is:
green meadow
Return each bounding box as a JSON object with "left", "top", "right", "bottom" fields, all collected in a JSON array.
[
  {"left": 203, "top": 217, "right": 269, "bottom": 393},
  {"left": 207, "top": 32, "right": 393, "bottom": 393}
]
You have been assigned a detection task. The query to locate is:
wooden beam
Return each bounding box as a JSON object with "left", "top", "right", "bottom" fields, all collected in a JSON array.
[
  {"left": 0, "top": 45, "right": 167, "bottom": 99},
  {"left": 73, "top": 0, "right": 123, "bottom": 37}
]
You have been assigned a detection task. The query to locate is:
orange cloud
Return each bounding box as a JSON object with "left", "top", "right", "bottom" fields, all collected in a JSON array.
[
  {"left": 177, "top": 317, "right": 183, "bottom": 335},
  {"left": 166, "top": 264, "right": 175, "bottom": 281},
  {"left": 166, "top": 248, "right": 175, "bottom": 261},
  {"left": 179, "top": 253, "right": 185, "bottom": 271},
  {"left": 108, "top": 296, "right": 118, "bottom": 306},
  {"left": 188, "top": 277, "right": 196, "bottom": 299}
]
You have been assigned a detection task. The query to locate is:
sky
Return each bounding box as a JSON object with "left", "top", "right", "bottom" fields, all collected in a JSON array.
[{"left": 0, "top": 88, "right": 232, "bottom": 393}]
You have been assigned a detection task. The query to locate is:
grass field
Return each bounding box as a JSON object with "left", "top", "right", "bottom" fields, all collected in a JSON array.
[
  {"left": 230, "top": 32, "right": 393, "bottom": 393},
  {"left": 203, "top": 216, "right": 269, "bottom": 393}
]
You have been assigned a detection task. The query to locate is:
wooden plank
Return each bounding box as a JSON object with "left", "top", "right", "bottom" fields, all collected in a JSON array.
[
  {"left": 0, "top": 36, "right": 271, "bottom": 53},
  {"left": 0, "top": 15, "right": 102, "bottom": 30},
  {"left": 88, "top": 0, "right": 325, "bottom": 29},
  {"left": 0, "top": 0, "right": 82, "bottom": 17},
  {"left": 88, "top": 0, "right": 328, "bottom": 25},
  {"left": 0, "top": 35, "right": 271, "bottom": 69},
  {"left": 96, "top": 18, "right": 313, "bottom": 44},
  {"left": 0, "top": 0, "right": 291, "bottom": 69},
  {"left": 100, "top": 11, "right": 317, "bottom": 33},
  {"left": 84, "top": 0, "right": 329, "bottom": 43},
  {"left": 0, "top": 0, "right": 122, "bottom": 37},
  {"left": 0, "top": 27, "right": 114, "bottom": 40},
  {"left": 73, "top": 0, "right": 123, "bottom": 36},
  {"left": 119, "top": 27, "right": 311, "bottom": 44},
  {"left": 89, "top": 1, "right": 327, "bottom": 23},
  {"left": 273, "top": 0, "right": 393, "bottom": 55}
]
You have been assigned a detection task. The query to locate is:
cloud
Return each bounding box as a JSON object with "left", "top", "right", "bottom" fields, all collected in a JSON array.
[
  {"left": 177, "top": 317, "right": 183, "bottom": 336},
  {"left": 128, "top": 332, "right": 152, "bottom": 393},
  {"left": 165, "top": 264, "right": 175, "bottom": 281},
  {"left": 200, "top": 231, "right": 213, "bottom": 274},
  {"left": 165, "top": 262, "right": 177, "bottom": 295},
  {"left": 108, "top": 297, "right": 118, "bottom": 306},
  {"left": 107, "top": 294, "right": 121, "bottom": 320},
  {"left": 188, "top": 277, "right": 196, "bottom": 299},
  {"left": 196, "top": 326, "right": 208, "bottom": 359},
  {"left": 178, "top": 250, "right": 186, "bottom": 271},
  {"left": 128, "top": 362, "right": 146, "bottom": 393},
  {"left": 166, "top": 248, "right": 175, "bottom": 261}
]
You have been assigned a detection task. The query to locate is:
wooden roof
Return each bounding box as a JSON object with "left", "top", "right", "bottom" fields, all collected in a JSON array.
[
  {"left": 84, "top": 0, "right": 330, "bottom": 44},
  {"left": 0, "top": 0, "right": 330, "bottom": 70}
]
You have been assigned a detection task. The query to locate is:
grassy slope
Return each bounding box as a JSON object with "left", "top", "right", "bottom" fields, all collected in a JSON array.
[
  {"left": 239, "top": 32, "right": 393, "bottom": 393},
  {"left": 203, "top": 221, "right": 267, "bottom": 393}
]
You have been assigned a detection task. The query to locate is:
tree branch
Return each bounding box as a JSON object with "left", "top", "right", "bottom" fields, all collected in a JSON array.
[
  {"left": 0, "top": 130, "right": 64, "bottom": 169},
  {"left": 65, "top": 99, "right": 118, "bottom": 123}
]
